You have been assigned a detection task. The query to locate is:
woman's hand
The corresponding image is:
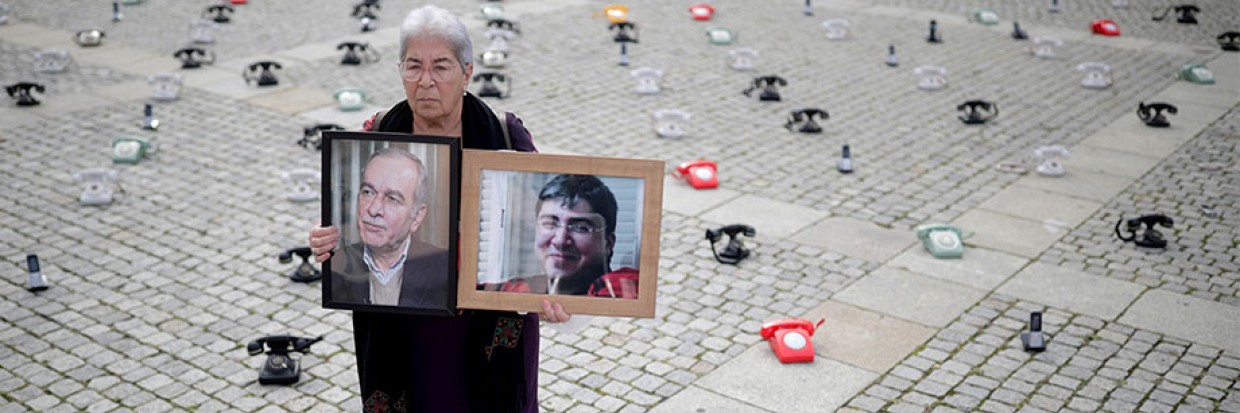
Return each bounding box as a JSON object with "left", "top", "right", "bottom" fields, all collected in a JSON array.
[
  {"left": 308, "top": 225, "right": 339, "bottom": 264},
  {"left": 540, "top": 300, "right": 571, "bottom": 323}
]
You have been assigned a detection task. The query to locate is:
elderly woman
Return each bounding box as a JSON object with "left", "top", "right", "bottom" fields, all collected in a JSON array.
[{"left": 307, "top": 6, "right": 566, "bottom": 413}]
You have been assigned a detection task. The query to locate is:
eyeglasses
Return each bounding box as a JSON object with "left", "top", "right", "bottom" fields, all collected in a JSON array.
[
  {"left": 538, "top": 219, "right": 604, "bottom": 235},
  {"left": 397, "top": 60, "right": 461, "bottom": 82}
]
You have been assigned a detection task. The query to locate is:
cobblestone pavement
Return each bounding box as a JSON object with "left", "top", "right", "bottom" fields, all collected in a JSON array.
[{"left": 1, "top": 0, "right": 1238, "bottom": 412}]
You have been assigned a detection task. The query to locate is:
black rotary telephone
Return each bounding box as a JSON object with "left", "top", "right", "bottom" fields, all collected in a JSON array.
[
  {"left": 337, "top": 42, "right": 380, "bottom": 65},
  {"left": 1137, "top": 102, "right": 1177, "bottom": 128},
  {"left": 1152, "top": 4, "right": 1200, "bottom": 24},
  {"left": 957, "top": 100, "right": 999, "bottom": 125},
  {"left": 300, "top": 124, "right": 344, "bottom": 150},
  {"left": 279, "top": 247, "right": 321, "bottom": 283},
  {"left": 1115, "top": 214, "right": 1173, "bottom": 248},
  {"left": 173, "top": 47, "right": 215, "bottom": 69},
  {"left": 6, "top": 82, "right": 46, "bottom": 106},
  {"left": 472, "top": 72, "right": 510, "bottom": 99},
  {"left": 243, "top": 61, "right": 283, "bottom": 87},
  {"left": 610, "top": 22, "right": 639, "bottom": 43},
  {"left": 706, "top": 224, "right": 755, "bottom": 265},
  {"left": 785, "top": 108, "right": 828, "bottom": 133},
  {"left": 351, "top": 1, "right": 380, "bottom": 19},
  {"left": 203, "top": 5, "right": 234, "bottom": 23},
  {"left": 246, "top": 335, "right": 323, "bottom": 385},
  {"left": 743, "top": 75, "right": 787, "bottom": 102},
  {"left": 1218, "top": 32, "right": 1240, "bottom": 52},
  {"left": 487, "top": 18, "right": 521, "bottom": 34}
]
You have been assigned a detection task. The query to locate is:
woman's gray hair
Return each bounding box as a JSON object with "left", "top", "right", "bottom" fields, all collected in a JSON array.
[{"left": 399, "top": 5, "right": 474, "bottom": 68}]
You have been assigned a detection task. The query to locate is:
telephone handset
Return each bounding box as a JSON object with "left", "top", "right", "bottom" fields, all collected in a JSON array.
[
  {"left": 6, "top": 82, "right": 46, "bottom": 106},
  {"left": 760, "top": 318, "right": 825, "bottom": 363},
  {"left": 73, "top": 168, "right": 122, "bottom": 206},
  {"left": 1115, "top": 214, "right": 1173, "bottom": 248},
  {"left": 246, "top": 335, "right": 323, "bottom": 385},
  {"left": 1219, "top": 32, "right": 1240, "bottom": 52},
  {"left": 785, "top": 108, "right": 828, "bottom": 133},
  {"left": 351, "top": 1, "right": 380, "bottom": 19},
  {"left": 189, "top": 18, "right": 221, "bottom": 44},
  {"left": 334, "top": 87, "right": 367, "bottom": 111},
  {"left": 283, "top": 169, "right": 320, "bottom": 203},
  {"left": 1030, "top": 36, "right": 1063, "bottom": 59},
  {"left": 487, "top": 18, "right": 520, "bottom": 34},
  {"left": 73, "top": 29, "right": 106, "bottom": 47},
  {"left": 957, "top": 100, "right": 998, "bottom": 125},
  {"left": 203, "top": 5, "right": 234, "bottom": 23},
  {"left": 173, "top": 47, "right": 215, "bottom": 69},
  {"left": 243, "top": 61, "right": 283, "bottom": 87},
  {"left": 1033, "top": 145, "right": 1070, "bottom": 177},
  {"left": 727, "top": 48, "right": 758, "bottom": 71},
  {"left": 914, "top": 65, "right": 947, "bottom": 90},
  {"left": 1176, "top": 63, "right": 1214, "bottom": 84},
  {"left": 706, "top": 224, "right": 754, "bottom": 264},
  {"left": 743, "top": 75, "right": 787, "bottom": 101},
  {"left": 652, "top": 109, "right": 691, "bottom": 138},
  {"left": 485, "top": 28, "right": 516, "bottom": 53},
  {"left": 278, "top": 247, "right": 321, "bottom": 282},
  {"left": 917, "top": 223, "right": 963, "bottom": 258},
  {"left": 672, "top": 159, "right": 716, "bottom": 189},
  {"left": 300, "top": 123, "right": 344, "bottom": 150},
  {"left": 610, "top": 22, "right": 639, "bottom": 43},
  {"left": 33, "top": 49, "right": 73, "bottom": 73},
  {"left": 471, "top": 72, "right": 511, "bottom": 99},
  {"left": 1152, "top": 4, "right": 1199, "bottom": 24},
  {"left": 112, "top": 136, "right": 155, "bottom": 164},
  {"left": 337, "top": 42, "right": 380, "bottom": 65},
  {"left": 1076, "top": 62, "right": 1112, "bottom": 89},
  {"left": 1137, "top": 102, "right": 1177, "bottom": 127}
]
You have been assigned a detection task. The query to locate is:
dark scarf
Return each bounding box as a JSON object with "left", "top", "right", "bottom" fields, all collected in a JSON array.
[{"left": 376, "top": 92, "right": 510, "bottom": 150}]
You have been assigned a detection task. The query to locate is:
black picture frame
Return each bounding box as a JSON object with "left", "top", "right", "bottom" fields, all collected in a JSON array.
[{"left": 321, "top": 131, "right": 461, "bottom": 316}]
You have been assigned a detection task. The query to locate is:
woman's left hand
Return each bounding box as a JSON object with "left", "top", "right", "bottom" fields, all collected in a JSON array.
[{"left": 540, "top": 300, "right": 571, "bottom": 323}]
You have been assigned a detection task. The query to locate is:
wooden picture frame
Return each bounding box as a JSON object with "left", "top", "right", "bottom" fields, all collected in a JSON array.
[
  {"left": 458, "top": 150, "right": 663, "bottom": 317},
  {"left": 321, "top": 131, "right": 460, "bottom": 316}
]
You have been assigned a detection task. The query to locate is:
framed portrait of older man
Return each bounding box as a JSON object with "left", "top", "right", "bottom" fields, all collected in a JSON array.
[
  {"left": 458, "top": 151, "right": 663, "bottom": 318},
  {"left": 321, "top": 131, "right": 460, "bottom": 316}
]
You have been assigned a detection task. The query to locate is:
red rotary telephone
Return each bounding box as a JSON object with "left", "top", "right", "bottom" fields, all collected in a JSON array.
[
  {"left": 689, "top": 4, "right": 716, "bottom": 21},
  {"left": 1091, "top": 19, "right": 1120, "bottom": 36},
  {"left": 672, "top": 160, "right": 718, "bottom": 190},
  {"left": 230, "top": 0, "right": 247, "bottom": 4},
  {"left": 760, "top": 318, "right": 825, "bottom": 364}
]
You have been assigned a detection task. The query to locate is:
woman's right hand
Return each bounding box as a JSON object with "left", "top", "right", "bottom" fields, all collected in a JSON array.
[{"left": 308, "top": 225, "right": 339, "bottom": 264}]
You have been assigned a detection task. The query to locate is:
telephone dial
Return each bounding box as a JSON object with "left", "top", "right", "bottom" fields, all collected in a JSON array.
[
  {"left": 1091, "top": 19, "right": 1120, "bottom": 36},
  {"left": 6, "top": 82, "right": 45, "bottom": 106},
  {"left": 472, "top": 72, "right": 511, "bottom": 99},
  {"left": 705, "top": 27, "right": 734, "bottom": 45},
  {"left": 917, "top": 223, "right": 963, "bottom": 258},
  {"left": 337, "top": 42, "right": 380, "bottom": 66},
  {"left": 26, "top": 254, "right": 49, "bottom": 293},
  {"left": 760, "top": 318, "right": 825, "bottom": 363},
  {"left": 1012, "top": 21, "right": 1028, "bottom": 40},
  {"left": 914, "top": 65, "right": 947, "bottom": 90},
  {"left": 1030, "top": 36, "right": 1063, "bottom": 59},
  {"left": 279, "top": 247, "right": 321, "bottom": 283},
  {"left": 73, "top": 29, "right": 106, "bottom": 47},
  {"left": 480, "top": 49, "right": 508, "bottom": 68},
  {"left": 672, "top": 159, "right": 715, "bottom": 189},
  {"left": 1219, "top": 32, "right": 1240, "bottom": 52},
  {"left": 1137, "top": 102, "right": 1177, "bottom": 128},
  {"left": 926, "top": 20, "right": 942, "bottom": 43},
  {"left": 33, "top": 49, "right": 72, "bottom": 74},
  {"left": 1152, "top": 4, "right": 1199, "bottom": 24},
  {"left": 742, "top": 75, "right": 786, "bottom": 102},
  {"left": 970, "top": 9, "right": 999, "bottom": 26},
  {"left": 247, "top": 335, "right": 323, "bottom": 385},
  {"left": 203, "top": 5, "right": 233, "bottom": 24},
  {"left": 189, "top": 18, "right": 221, "bottom": 44},
  {"left": 785, "top": 108, "right": 828, "bottom": 134},
  {"left": 485, "top": 28, "right": 516, "bottom": 53},
  {"left": 706, "top": 224, "right": 754, "bottom": 264},
  {"left": 1076, "top": 62, "right": 1112, "bottom": 89},
  {"left": 727, "top": 48, "right": 758, "bottom": 71},
  {"left": 73, "top": 168, "right": 121, "bottom": 206},
  {"left": 300, "top": 124, "right": 344, "bottom": 150},
  {"left": 1033, "top": 145, "right": 1069, "bottom": 177},
  {"left": 630, "top": 67, "right": 663, "bottom": 95},
  {"left": 1176, "top": 63, "right": 1214, "bottom": 85},
  {"left": 334, "top": 88, "right": 366, "bottom": 111},
  {"left": 957, "top": 100, "right": 998, "bottom": 125},
  {"left": 1021, "top": 312, "right": 1046, "bottom": 352},
  {"left": 112, "top": 136, "right": 155, "bottom": 164},
  {"left": 652, "top": 109, "right": 691, "bottom": 138},
  {"left": 283, "top": 169, "right": 321, "bottom": 203},
  {"left": 821, "top": 19, "right": 849, "bottom": 41},
  {"left": 688, "top": 3, "right": 715, "bottom": 21},
  {"left": 599, "top": 4, "right": 630, "bottom": 24},
  {"left": 148, "top": 73, "right": 183, "bottom": 101},
  {"left": 480, "top": 3, "right": 505, "bottom": 21},
  {"left": 1115, "top": 214, "right": 1173, "bottom": 248},
  {"left": 886, "top": 44, "right": 898, "bottom": 67},
  {"left": 610, "top": 21, "right": 638, "bottom": 43},
  {"left": 174, "top": 47, "right": 215, "bottom": 69},
  {"left": 243, "top": 61, "right": 282, "bottom": 87},
  {"left": 487, "top": 18, "right": 520, "bottom": 35}
]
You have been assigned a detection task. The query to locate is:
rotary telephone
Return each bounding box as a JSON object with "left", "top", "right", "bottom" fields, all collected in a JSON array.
[
  {"left": 1176, "top": 63, "right": 1214, "bottom": 84},
  {"left": 914, "top": 65, "right": 947, "bottom": 90},
  {"left": 672, "top": 160, "right": 716, "bottom": 189},
  {"left": 970, "top": 9, "right": 999, "bottom": 26},
  {"left": 6, "top": 82, "right": 45, "bottom": 106},
  {"left": 652, "top": 109, "right": 690, "bottom": 138},
  {"left": 1076, "top": 62, "right": 1112, "bottom": 89},
  {"left": 1033, "top": 145, "right": 1069, "bottom": 177},
  {"left": 760, "top": 318, "right": 825, "bottom": 363},
  {"left": 174, "top": 47, "right": 215, "bottom": 69},
  {"left": 243, "top": 61, "right": 282, "bottom": 87},
  {"left": 149, "top": 73, "right": 183, "bottom": 101},
  {"left": 689, "top": 3, "right": 715, "bottom": 21},
  {"left": 300, "top": 124, "right": 344, "bottom": 150},
  {"left": 279, "top": 247, "right": 321, "bottom": 283},
  {"left": 487, "top": 18, "right": 520, "bottom": 35},
  {"left": 785, "top": 108, "right": 828, "bottom": 133},
  {"left": 821, "top": 19, "right": 850, "bottom": 40},
  {"left": 610, "top": 22, "right": 639, "bottom": 43},
  {"left": 630, "top": 67, "right": 663, "bottom": 95},
  {"left": 73, "top": 168, "right": 121, "bottom": 206},
  {"left": 1115, "top": 214, "right": 1173, "bottom": 248},
  {"left": 1092, "top": 19, "right": 1120, "bottom": 36},
  {"left": 727, "top": 48, "right": 758, "bottom": 71},
  {"left": 112, "top": 136, "right": 154, "bottom": 164},
  {"left": 1137, "top": 102, "right": 1177, "bottom": 128},
  {"left": 337, "top": 42, "right": 380, "bottom": 65},
  {"left": 743, "top": 75, "right": 786, "bottom": 102},
  {"left": 472, "top": 72, "right": 510, "bottom": 99},
  {"left": 957, "top": 100, "right": 998, "bottom": 125},
  {"left": 1220, "top": 32, "right": 1240, "bottom": 52},
  {"left": 480, "top": 49, "right": 508, "bottom": 68},
  {"left": 334, "top": 87, "right": 366, "bottom": 111},
  {"left": 73, "top": 29, "right": 106, "bottom": 47},
  {"left": 485, "top": 28, "right": 516, "bottom": 53},
  {"left": 33, "top": 50, "right": 72, "bottom": 73},
  {"left": 26, "top": 254, "right": 49, "bottom": 293},
  {"left": 203, "top": 5, "right": 234, "bottom": 23},
  {"left": 706, "top": 224, "right": 754, "bottom": 264},
  {"left": 283, "top": 169, "right": 320, "bottom": 203},
  {"left": 246, "top": 335, "right": 322, "bottom": 385},
  {"left": 1030, "top": 36, "right": 1063, "bottom": 59},
  {"left": 705, "top": 27, "right": 733, "bottom": 45},
  {"left": 480, "top": 3, "right": 504, "bottom": 21},
  {"left": 189, "top": 18, "right": 221, "bottom": 44},
  {"left": 352, "top": 1, "right": 379, "bottom": 32},
  {"left": 1152, "top": 4, "right": 1199, "bottom": 24},
  {"left": 599, "top": 4, "right": 629, "bottom": 24},
  {"left": 917, "top": 223, "right": 962, "bottom": 258}
]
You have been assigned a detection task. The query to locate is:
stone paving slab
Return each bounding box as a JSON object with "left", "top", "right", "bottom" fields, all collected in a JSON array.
[
  {"left": 834, "top": 267, "right": 988, "bottom": 328},
  {"left": 649, "top": 386, "right": 773, "bottom": 413},
  {"left": 953, "top": 208, "right": 1070, "bottom": 258},
  {"left": 295, "top": 104, "right": 381, "bottom": 129},
  {"left": 887, "top": 245, "right": 1028, "bottom": 291},
  {"left": 996, "top": 262, "right": 1146, "bottom": 320},
  {"left": 789, "top": 217, "right": 917, "bottom": 264},
  {"left": 698, "top": 195, "right": 826, "bottom": 240},
  {"left": 979, "top": 186, "right": 1103, "bottom": 228},
  {"left": 1067, "top": 143, "right": 1166, "bottom": 179},
  {"left": 696, "top": 345, "right": 879, "bottom": 413},
  {"left": 802, "top": 300, "right": 936, "bottom": 374},
  {"left": 660, "top": 180, "right": 741, "bottom": 217},
  {"left": 1011, "top": 167, "right": 1135, "bottom": 203},
  {"left": 243, "top": 87, "right": 336, "bottom": 115},
  {"left": 1081, "top": 122, "right": 1196, "bottom": 158},
  {"left": 1120, "top": 289, "right": 1240, "bottom": 354}
]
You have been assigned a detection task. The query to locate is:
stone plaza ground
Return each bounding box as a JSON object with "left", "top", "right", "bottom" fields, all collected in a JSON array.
[{"left": 0, "top": 0, "right": 1237, "bottom": 412}]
